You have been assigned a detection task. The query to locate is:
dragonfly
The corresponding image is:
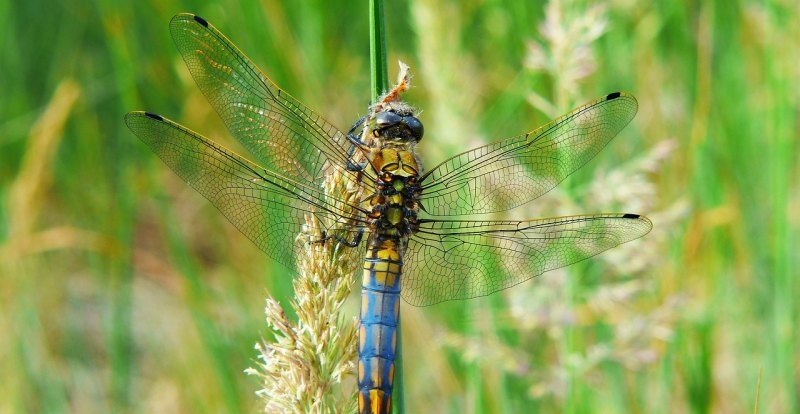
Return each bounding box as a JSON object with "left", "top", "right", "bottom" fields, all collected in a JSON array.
[{"left": 126, "top": 13, "right": 652, "bottom": 414}]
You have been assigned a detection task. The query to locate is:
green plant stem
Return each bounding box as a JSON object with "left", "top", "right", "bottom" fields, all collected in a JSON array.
[
  {"left": 369, "top": 0, "right": 388, "bottom": 98},
  {"left": 369, "top": 1, "right": 403, "bottom": 413}
]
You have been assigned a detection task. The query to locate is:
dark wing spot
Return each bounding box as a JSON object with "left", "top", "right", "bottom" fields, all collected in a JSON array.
[
  {"left": 606, "top": 92, "right": 622, "bottom": 100},
  {"left": 144, "top": 112, "right": 164, "bottom": 121},
  {"left": 193, "top": 15, "right": 209, "bottom": 27},
  {"left": 622, "top": 213, "right": 640, "bottom": 219}
]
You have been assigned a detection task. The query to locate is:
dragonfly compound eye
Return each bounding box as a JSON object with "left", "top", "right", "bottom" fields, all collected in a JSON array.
[
  {"left": 402, "top": 116, "right": 424, "bottom": 141},
  {"left": 374, "top": 111, "right": 402, "bottom": 127}
]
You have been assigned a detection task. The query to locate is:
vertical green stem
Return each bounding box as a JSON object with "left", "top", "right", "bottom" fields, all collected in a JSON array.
[
  {"left": 369, "top": 1, "right": 403, "bottom": 412},
  {"left": 369, "top": 0, "right": 388, "bottom": 98}
]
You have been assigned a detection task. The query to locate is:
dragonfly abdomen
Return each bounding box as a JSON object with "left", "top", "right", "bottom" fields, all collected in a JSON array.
[{"left": 358, "top": 236, "right": 403, "bottom": 414}]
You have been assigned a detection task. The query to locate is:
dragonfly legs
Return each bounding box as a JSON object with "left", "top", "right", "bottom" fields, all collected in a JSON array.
[
  {"left": 311, "top": 228, "right": 364, "bottom": 248},
  {"left": 346, "top": 116, "right": 370, "bottom": 172},
  {"left": 346, "top": 115, "right": 367, "bottom": 142}
]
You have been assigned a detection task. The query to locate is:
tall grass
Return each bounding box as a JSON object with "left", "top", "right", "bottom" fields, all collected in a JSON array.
[{"left": 1, "top": 0, "right": 797, "bottom": 413}]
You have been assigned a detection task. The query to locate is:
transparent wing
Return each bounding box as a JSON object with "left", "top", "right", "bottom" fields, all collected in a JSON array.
[
  {"left": 402, "top": 213, "right": 652, "bottom": 306},
  {"left": 169, "top": 13, "right": 363, "bottom": 185},
  {"left": 125, "top": 111, "right": 367, "bottom": 270},
  {"left": 418, "top": 93, "right": 638, "bottom": 216}
]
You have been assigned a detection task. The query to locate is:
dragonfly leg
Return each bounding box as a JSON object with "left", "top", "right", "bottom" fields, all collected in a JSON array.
[
  {"left": 346, "top": 115, "right": 367, "bottom": 141},
  {"left": 336, "top": 228, "right": 364, "bottom": 247},
  {"left": 310, "top": 229, "right": 364, "bottom": 248},
  {"left": 347, "top": 160, "right": 369, "bottom": 172},
  {"left": 345, "top": 116, "right": 371, "bottom": 172},
  {"left": 346, "top": 116, "right": 369, "bottom": 152}
]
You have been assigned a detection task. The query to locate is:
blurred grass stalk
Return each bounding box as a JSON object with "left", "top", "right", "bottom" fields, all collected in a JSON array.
[
  {"left": 530, "top": 2, "right": 610, "bottom": 411},
  {"left": 1, "top": 80, "right": 80, "bottom": 411}
]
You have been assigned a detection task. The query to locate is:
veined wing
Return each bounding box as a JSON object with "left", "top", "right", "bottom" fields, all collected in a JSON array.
[
  {"left": 418, "top": 93, "right": 637, "bottom": 216},
  {"left": 402, "top": 213, "right": 652, "bottom": 306},
  {"left": 125, "top": 111, "right": 368, "bottom": 270},
  {"left": 169, "top": 13, "right": 362, "bottom": 185}
]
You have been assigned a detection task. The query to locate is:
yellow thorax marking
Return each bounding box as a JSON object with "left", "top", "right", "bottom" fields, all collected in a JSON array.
[{"left": 368, "top": 148, "right": 419, "bottom": 177}]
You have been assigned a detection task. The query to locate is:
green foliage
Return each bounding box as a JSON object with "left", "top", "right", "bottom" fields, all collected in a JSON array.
[{"left": 1, "top": 0, "right": 798, "bottom": 413}]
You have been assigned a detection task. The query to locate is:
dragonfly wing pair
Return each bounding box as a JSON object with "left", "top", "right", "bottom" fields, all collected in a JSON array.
[
  {"left": 404, "top": 92, "right": 650, "bottom": 305},
  {"left": 125, "top": 112, "right": 368, "bottom": 269}
]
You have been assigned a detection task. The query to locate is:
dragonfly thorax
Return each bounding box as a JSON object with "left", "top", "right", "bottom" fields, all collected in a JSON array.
[{"left": 359, "top": 103, "right": 424, "bottom": 238}]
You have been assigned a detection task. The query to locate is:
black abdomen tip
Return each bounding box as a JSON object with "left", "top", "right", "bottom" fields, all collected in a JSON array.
[
  {"left": 622, "top": 213, "right": 640, "bottom": 219},
  {"left": 607, "top": 92, "right": 622, "bottom": 100},
  {"left": 144, "top": 112, "right": 164, "bottom": 121},
  {"left": 193, "top": 15, "right": 209, "bottom": 27}
]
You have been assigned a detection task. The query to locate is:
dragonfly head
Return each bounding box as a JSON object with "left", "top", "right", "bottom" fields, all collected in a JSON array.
[{"left": 369, "top": 103, "right": 424, "bottom": 143}]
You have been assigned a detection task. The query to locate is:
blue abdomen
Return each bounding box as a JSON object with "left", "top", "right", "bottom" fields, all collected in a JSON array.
[{"left": 358, "top": 237, "right": 403, "bottom": 414}]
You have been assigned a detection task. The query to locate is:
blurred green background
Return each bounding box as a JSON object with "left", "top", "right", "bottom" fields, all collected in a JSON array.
[{"left": 1, "top": 0, "right": 797, "bottom": 413}]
